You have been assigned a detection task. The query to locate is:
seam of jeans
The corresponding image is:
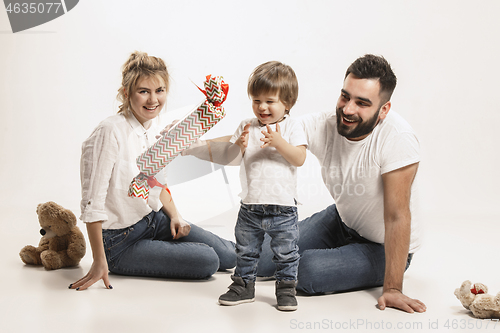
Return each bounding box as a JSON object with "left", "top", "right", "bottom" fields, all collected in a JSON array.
[{"left": 108, "top": 266, "right": 214, "bottom": 279}]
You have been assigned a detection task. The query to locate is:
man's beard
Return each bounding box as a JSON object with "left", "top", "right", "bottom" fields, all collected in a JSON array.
[{"left": 336, "top": 107, "right": 380, "bottom": 140}]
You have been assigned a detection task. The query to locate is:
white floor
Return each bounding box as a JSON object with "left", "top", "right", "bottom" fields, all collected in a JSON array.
[{"left": 2, "top": 201, "right": 500, "bottom": 333}]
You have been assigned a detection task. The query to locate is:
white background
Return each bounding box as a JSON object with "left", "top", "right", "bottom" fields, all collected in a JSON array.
[
  {"left": 1, "top": 0, "right": 500, "bottom": 255},
  {"left": 1, "top": 2, "right": 500, "bottom": 332},
  {"left": 2, "top": 0, "right": 499, "bottom": 222}
]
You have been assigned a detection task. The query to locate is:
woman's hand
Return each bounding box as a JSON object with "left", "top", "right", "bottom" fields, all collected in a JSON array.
[
  {"left": 156, "top": 119, "right": 180, "bottom": 139},
  {"left": 70, "top": 257, "right": 112, "bottom": 291},
  {"left": 160, "top": 189, "right": 190, "bottom": 240},
  {"left": 70, "top": 221, "right": 112, "bottom": 291},
  {"left": 170, "top": 217, "right": 191, "bottom": 240}
]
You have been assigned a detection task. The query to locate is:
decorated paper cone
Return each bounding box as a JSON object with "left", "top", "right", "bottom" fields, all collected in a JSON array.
[{"left": 128, "top": 75, "right": 229, "bottom": 200}]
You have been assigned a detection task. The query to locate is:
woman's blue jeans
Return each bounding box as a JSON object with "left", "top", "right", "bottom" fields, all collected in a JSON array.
[
  {"left": 102, "top": 210, "right": 236, "bottom": 279},
  {"left": 257, "top": 204, "right": 413, "bottom": 294},
  {"left": 234, "top": 203, "right": 299, "bottom": 283}
]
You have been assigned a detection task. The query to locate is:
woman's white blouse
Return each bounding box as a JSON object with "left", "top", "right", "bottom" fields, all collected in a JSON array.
[{"left": 80, "top": 113, "right": 166, "bottom": 230}]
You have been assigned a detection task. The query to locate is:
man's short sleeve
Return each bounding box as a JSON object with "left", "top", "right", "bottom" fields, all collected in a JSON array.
[{"left": 380, "top": 131, "right": 420, "bottom": 174}]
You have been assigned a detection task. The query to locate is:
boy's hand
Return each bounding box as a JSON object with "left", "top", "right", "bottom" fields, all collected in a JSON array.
[
  {"left": 235, "top": 123, "right": 251, "bottom": 151},
  {"left": 261, "top": 123, "right": 285, "bottom": 148}
]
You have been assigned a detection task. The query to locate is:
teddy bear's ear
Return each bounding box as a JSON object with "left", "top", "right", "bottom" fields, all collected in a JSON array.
[
  {"left": 36, "top": 203, "right": 42, "bottom": 214},
  {"left": 59, "top": 208, "right": 77, "bottom": 226}
]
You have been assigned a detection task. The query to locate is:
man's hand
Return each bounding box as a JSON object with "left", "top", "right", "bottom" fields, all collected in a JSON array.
[
  {"left": 380, "top": 163, "right": 424, "bottom": 313},
  {"left": 182, "top": 139, "right": 206, "bottom": 156},
  {"left": 378, "top": 289, "right": 426, "bottom": 313},
  {"left": 170, "top": 218, "right": 191, "bottom": 240}
]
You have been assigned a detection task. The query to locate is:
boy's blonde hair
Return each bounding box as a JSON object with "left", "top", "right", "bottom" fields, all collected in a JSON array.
[
  {"left": 247, "top": 61, "right": 298, "bottom": 112},
  {"left": 117, "top": 51, "right": 170, "bottom": 116}
]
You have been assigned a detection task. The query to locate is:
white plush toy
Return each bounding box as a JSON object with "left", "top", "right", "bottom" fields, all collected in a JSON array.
[{"left": 455, "top": 280, "right": 500, "bottom": 319}]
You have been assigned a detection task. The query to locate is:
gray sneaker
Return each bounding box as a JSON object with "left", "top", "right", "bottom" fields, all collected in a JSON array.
[
  {"left": 276, "top": 280, "right": 298, "bottom": 311},
  {"left": 219, "top": 275, "right": 255, "bottom": 306}
]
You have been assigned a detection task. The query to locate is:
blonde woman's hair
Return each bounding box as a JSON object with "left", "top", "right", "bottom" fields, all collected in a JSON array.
[
  {"left": 247, "top": 61, "right": 298, "bottom": 112},
  {"left": 117, "top": 51, "right": 170, "bottom": 116}
]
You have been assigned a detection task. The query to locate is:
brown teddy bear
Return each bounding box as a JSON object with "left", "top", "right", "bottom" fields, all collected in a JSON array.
[
  {"left": 455, "top": 280, "right": 500, "bottom": 319},
  {"left": 19, "top": 201, "right": 86, "bottom": 270}
]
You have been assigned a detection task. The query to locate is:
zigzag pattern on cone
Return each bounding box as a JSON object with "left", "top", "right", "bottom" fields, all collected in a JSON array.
[
  {"left": 129, "top": 75, "right": 227, "bottom": 201},
  {"left": 135, "top": 102, "right": 224, "bottom": 176},
  {"left": 128, "top": 178, "right": 150, "bottom": 200},
  {"left": 205, "top": 76, "right": 226, "bottom": 103}
]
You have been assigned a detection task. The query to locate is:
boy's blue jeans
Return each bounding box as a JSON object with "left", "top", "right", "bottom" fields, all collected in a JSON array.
[
  {"left": 102, "top": 210, "right": 236, "bottom": 279},
  {"left": 257, "top": 204, "right": 413, "bottom": 294},
  {"left": 234, "top": 203, "right": 299, "bottom": 283}
]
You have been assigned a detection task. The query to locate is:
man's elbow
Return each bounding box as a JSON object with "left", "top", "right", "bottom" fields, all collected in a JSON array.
[{"left": 384, "top": 210, "right": 411, "bottom": 226}]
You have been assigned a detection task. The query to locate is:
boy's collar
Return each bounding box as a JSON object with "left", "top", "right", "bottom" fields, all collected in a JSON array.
[{"left": 258, "top": 114, "right": 288, "bottom": 127}]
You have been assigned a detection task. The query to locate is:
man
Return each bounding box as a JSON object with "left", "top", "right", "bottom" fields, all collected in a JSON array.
[{"left": 184, "top": 54, "right": 426, "bottom": 313}]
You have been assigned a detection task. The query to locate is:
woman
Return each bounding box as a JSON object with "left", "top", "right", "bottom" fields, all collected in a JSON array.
[{"left": 70, "top": 51, "right": 236, "bottom": 291}]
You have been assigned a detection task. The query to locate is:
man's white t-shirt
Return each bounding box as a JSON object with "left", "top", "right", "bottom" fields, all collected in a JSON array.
[
  {"left": 230, "top": 116, "right": 308, "bottom": 206},
  {"left": 300, "top": 110, "right": 421, "bottom": 252}
]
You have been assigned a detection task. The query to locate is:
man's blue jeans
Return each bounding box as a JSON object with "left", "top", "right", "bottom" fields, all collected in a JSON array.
[
  {"left": 102, "top": 210, "right": 236, "bottom": 279},
  {"left": 234, "top": 203, "right": 299, "bottom": 283},
  {"left": 257, "top": 204, "right": 413, "bottom": 294}
]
